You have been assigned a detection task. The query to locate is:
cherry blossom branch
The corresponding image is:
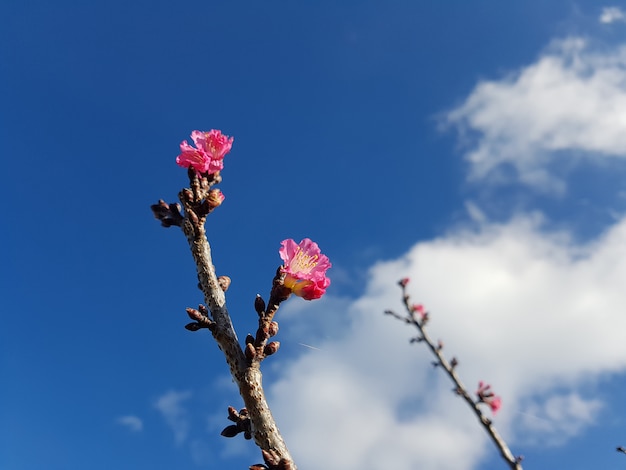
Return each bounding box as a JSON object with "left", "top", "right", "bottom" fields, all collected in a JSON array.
[
  {"left": 156, "top": 180, "right": 295, "bottom": 468},
  {"left": 385, "top": 279, "right": 523, "bottom": 470},
  {"left": 151, "top": 130, "right": 297, "bottom": 470}
]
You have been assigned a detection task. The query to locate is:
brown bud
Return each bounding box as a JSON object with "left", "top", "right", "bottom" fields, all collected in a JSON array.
[
  {"left": 188, "top": 209, "right": 199, "bottom": 224},
  {"left": 185, "top": 322, "right": 202, "bottom": 331},
  {"left": 267, "top": 321, "right": 279, "bottom": 337},
  {"left": 186, "top": 307, "right": 202, "bottom": 321},
  {"left": 245, "top": 334, "right": 255, "bottom": 345},
  {"left": 207, "top": 189, "right": 225, "bottom": 209},
  {"left": 187, "top": 167, "right": 197, "bottom": 181},
  {"left": 218, "top": 276, "right": 231, "bottom": 292},
  {"left": 261, "top": 449, "right": 280, "bottom": 466},
  {"left": 254, "top": 294, "right": 266, "bottom": 315},
  {"left": 227, "top": 406, "right": 239, "bottom": 420},
  {"left": 221, "top": 424, "right": 240, "bottom": 438},
  {"left": 264, "top": 341, "right": 280, "bottom": 356},
  {"left": 181, "top": 188, "right": 194, "bottom": 202},
  {"left": 245, "top": 343, "right": 256, "bottom": 360},
  {"left": 279, "top": 460, "right": 294, "bottom": 470}
]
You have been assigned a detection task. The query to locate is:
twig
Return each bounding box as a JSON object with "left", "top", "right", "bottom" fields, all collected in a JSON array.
[{"left": 385, "top": 279, "right": 523, "bottom": 470}]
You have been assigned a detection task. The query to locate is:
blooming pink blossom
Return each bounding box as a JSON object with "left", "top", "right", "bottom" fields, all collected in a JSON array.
[
  {"left": 279, "top": 238, "right": 331, "bottom": 300},
  {"left": 176, "top": 129, "right": 233, "bottom": 175},
  {"left": 476, "top": 381, "right": 502, "bottom": 414}
]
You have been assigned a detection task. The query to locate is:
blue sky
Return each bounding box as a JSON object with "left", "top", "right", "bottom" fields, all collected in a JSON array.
[{"left": 3, "top": 1, "right": 626, "bottom": 469}]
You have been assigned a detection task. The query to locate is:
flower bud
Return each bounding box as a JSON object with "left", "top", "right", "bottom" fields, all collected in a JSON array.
[
  {"left": 207, "top": 189, "right": 225, "bottom": 209},
  {"left": 218, "top": 276, "right": 231, "bottom": 292},
  {"left": 188, "top": 209, "right": 199, "bottom": 224},
  {"left": 254, "top": 294, "right": 266, "bottom": 315},
  {"left": 264, "top": 341, "right": 280, "bottom": 356},
  {"left": 185, "top": 322, "right": 202, "bottom": 331},
  {"left": 245, "top": 343, "right": 256, "bottom": 360},
  {"left": 267, "top": 321, "right": 279, "bottom": 337},
  {"left": 186, "top": 307, "right": 202, "bottom": 321},
  {"left": 181, "top": 188, "right": 194, "bottom": 202}
]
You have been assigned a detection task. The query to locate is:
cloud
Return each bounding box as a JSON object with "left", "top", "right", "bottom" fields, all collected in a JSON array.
[
  {"left": 599, "top": 7, "right": 626, "bottom": 24},
  {"left": 154, "top": 390, "right": 192, "bottom": 445},
  {"left": 519, "top": 393, "right": 603, "bottom": 446},
  {"left": 445, "top": 37, "right": 626, "bottom": 192},
  {"left": 268, "top": 213, "right": 626, "bottom": 469},
  {"left": 117, "top": 415, "right": 143, "bottom": 432}
]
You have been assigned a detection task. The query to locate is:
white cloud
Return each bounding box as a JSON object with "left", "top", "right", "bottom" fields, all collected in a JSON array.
[
  {"left": 268, "top": 213, "right": 626, "bottom": 469},
  {"left": 117, "top": 415, "right": 143, "bottom": 432},
  {"left": 600, "top": 7, "right": 626, "bottom": 24},
  {"left": 519, "top": 393, "right": 603, "bottom": 446},
  {"left": 445, "top": 37, "right": 626, "bottom": 192},
  {"left": 154, "top": 390, "right": 192, "bottom": 445}
]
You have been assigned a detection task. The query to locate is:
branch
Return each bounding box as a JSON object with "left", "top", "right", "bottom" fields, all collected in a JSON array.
[
  {"left": 152, "top": 167, "right": 296, "bottom": 469},
  {"left": 385, "top": 279, "right": 523, "bottom": 470}
]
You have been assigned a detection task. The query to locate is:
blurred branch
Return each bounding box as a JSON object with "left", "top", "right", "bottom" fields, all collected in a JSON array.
[{"left": 385, "top": 279, "right": 523, "bottom": 470}]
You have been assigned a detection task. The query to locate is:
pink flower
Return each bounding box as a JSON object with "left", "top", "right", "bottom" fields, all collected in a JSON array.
[
  {"left": 279, "top": 238, "right": 331, "bottom": 300},
  {"left": 411, "top": 304, "right": 426, "bottom": 318},
  {"left": 176, "top": 129, "right": 233, "bottom": 175},
  {"left": 476, "top": 381, "right": 502, "bottom": 415},
  {"left": 488, "top": 396, "right": 502, "bottom": 414}
]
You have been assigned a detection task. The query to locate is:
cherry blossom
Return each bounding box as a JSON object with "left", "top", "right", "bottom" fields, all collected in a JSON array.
[
  {"left": 176, "top": 129, "right": 233, "bottom": 175},
  {"left": 477, "top": 381, "right": 502, "bottom": 414},
  {"left": 279, "top": 238, "right": 331, "bottom": 300}
]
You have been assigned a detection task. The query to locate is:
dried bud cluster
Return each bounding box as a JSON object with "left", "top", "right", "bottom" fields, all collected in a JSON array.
[
  {"left": 184, "top": 305, "right": 215, "bottom": 332},
  {"left": 150, "top": 200, "right": 183, "bottom": 227},
  {"left": 221, "top": 406, "right": 251, "bottom": 440}
]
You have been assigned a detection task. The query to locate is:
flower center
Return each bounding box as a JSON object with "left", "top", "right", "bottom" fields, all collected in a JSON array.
[{"left": 290, "top": 247, "right": 318, "bottom": 274}]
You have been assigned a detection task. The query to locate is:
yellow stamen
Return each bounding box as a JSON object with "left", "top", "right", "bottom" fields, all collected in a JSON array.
[{"left": 290, "top": 247, "right": 318, "bottom": 273}]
